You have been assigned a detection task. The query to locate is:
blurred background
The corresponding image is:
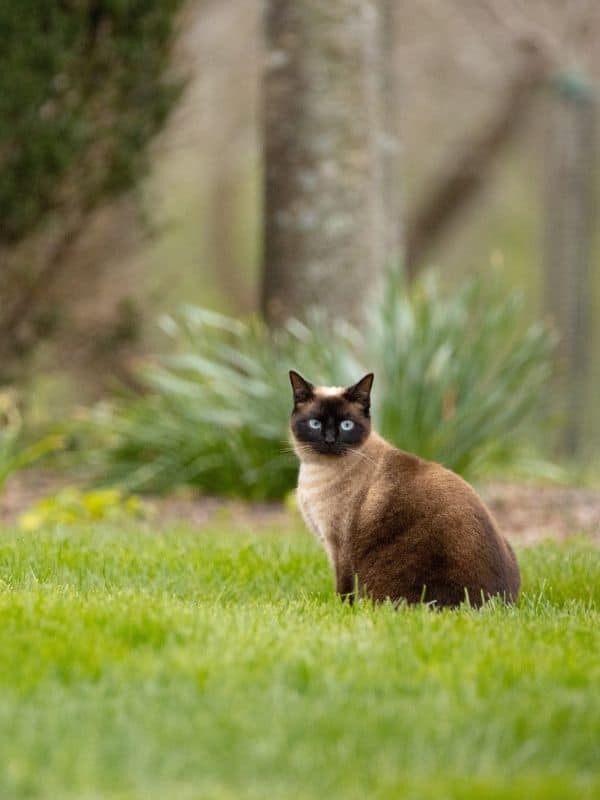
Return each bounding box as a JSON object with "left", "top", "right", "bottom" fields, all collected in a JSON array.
[{"left": 1, "top": 0, "right": 599, "bottom": 510}]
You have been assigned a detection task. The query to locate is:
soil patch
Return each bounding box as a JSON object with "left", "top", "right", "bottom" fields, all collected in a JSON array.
[{"left": 1, "top": 472, "right": 598, "bottom": 544}]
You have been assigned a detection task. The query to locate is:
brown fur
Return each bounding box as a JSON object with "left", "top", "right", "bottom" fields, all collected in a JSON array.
[{"left": 290, "top": 371, "right": 520, "bottom": 608}]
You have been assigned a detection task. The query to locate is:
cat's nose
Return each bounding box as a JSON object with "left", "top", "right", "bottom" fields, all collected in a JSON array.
[{"left": 324, "top": 429, "right": 336, "bottom": 444}]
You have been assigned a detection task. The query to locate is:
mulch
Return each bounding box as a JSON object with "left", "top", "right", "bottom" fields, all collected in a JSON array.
[
  {"left": 479, "top": 481, "right": 600, "bottom": 545},
  {"left": 1, "top": 471, "right": 598, "bottom": 545}
]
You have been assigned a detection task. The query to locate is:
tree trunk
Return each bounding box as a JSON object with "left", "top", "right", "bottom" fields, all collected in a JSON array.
[
  {"left": 542, "top": 76, "right": 597, "bottom": 457},
  {"left": 261, "top": 0, "right": 388, "bottom": 326},
  {"left": 379, "top": 0, "right": 403, "bottom": 270}
]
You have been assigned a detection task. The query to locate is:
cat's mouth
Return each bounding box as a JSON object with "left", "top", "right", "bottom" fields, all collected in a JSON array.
[{"left": 314, "top": 442, "right": 347, "bottom": 456}]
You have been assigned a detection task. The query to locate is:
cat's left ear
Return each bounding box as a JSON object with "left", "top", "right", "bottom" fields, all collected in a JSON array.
[{"left": 344, "top": 373, "right": 374, "bottom": 411}]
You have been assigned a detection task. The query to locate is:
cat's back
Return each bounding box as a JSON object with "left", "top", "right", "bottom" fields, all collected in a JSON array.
[{"left": 362, "top": 443, "right": 497, "bottom": 529}]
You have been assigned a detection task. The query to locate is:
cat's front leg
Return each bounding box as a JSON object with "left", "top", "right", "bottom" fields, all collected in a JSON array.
[
  {"left": 335, "top": 558, "right": 357, "bottom": 604},
  {"left": 297, "top": 492, "right": 325, "bottom": 545}
]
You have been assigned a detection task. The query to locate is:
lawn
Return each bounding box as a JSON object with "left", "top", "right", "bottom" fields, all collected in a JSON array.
[{"left": 0, "top": 521, "right": 599, "bottom": 799}]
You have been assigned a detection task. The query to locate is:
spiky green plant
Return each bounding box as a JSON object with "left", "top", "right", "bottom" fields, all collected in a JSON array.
[
  {"left": 87, "top": 271, "right": 555, "bottom": 498},
  {"left": 87, "top": 310, "right": 364, "bottom": 498},
  {"left": 372, "top": 272, "right": 556, "bottom": 475}
]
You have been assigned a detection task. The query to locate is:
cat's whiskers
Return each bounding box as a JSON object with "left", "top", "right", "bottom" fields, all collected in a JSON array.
[
  {"left": 287, "top": 443, "right": 317, "bottom": 459},
  {"left": 286, "top": 438, "right": 378, "bottom": 468},
  {"left": 344, "top": 446, "right": 377, "bottom": 467},
  {"left": 278, "top": 439, "right": 310, "bottom": 457}
]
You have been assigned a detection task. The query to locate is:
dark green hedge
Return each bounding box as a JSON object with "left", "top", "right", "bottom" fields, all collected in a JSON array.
[{"left": 0, "top": 0, "right": 183, "bottom": 244}]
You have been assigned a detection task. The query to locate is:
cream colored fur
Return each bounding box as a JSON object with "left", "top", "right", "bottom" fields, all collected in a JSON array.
[{"left": 295, "top": 430, "right": 390, "bottom": 566}]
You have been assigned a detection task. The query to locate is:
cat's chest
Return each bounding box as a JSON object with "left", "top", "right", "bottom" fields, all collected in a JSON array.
[{"left": 297, "top": 463, "right": 353, "bottom": 541}]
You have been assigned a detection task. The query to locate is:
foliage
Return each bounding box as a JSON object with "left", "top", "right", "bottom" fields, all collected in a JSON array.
[
  {"left": 0, "top": 524, "right": 598, "bottom": 799},
  {"left": 87, "top": 270, "right": 555, "bottom": 498},
  {"left": 85, "top": 308, "right": 364, "bottom": 498},
  {"left": 0, "top": 0, "right": 183, "bottom": 245},
  {"left": 0, "top": 389, "right": 64, "bottom": 490},
  {"left": 18, "top": 486, "right": 145, "bottom": 532},
  {"left": 373, "top": 272, "right": 557, "bottom": 475}
]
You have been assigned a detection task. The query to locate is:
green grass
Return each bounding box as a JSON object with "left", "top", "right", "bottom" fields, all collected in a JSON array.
[{"left": 0, "top": 522, "right": 599, "bottom": 800}]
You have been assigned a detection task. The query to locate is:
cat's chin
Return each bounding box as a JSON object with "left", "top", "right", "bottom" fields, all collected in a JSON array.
[
  {"left": 316, "top": 447, "right": 346, "bottom": 457},
  {"left": 310, "top": 445, "right": 350, "bottom": 458},
  {"left": 293, "top": 441, "right": 350, "bottom": 460}
]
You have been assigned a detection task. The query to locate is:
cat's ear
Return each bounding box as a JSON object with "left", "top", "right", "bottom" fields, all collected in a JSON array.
[
  {"left": 289, "top": 370, "right": 315, "bottom": 404},
  {"left": 344, "top": 373, "right": 374, "bottom": 410}
]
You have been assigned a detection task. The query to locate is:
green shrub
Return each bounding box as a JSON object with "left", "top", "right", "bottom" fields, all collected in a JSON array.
[
  {"left": 0, "top": 0, "right": 183, "bottom": 245},
  {"left": 373, "top": 272, "right": 556, "bottom": 475},
  {"left": 85, "top": 270, "right": 556, "bottom": 499},
  {"left": 84, "top": 309, "right": 362, "bottom": 499}
]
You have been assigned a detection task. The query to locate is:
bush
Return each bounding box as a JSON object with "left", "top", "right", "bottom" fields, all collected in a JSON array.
[
  {"left": 85, "top": 270, "right": 556, "bottom": 499},
  {"left": 84, "top": 310, "right": 362, "bottom": 499},
  {"left": 0, "top": 0, "right": 183, "bottom": 245},
  {"left": 373, "top": 273, "right": 556, "bottom": 475}
]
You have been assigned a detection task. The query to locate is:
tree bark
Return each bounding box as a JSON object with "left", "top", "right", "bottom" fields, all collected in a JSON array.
[
  {"left": 261, "top": 0, "right": 388, "bottom": 326},
  {"left": 379, "top": 0, "right": 403, "bottom": 270},
  {"left": 542, "top": 76, "right": 596, "bottom": 457}
]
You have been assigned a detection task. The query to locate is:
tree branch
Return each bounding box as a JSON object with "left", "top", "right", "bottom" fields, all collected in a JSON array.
[
  {"left": 405, "top": 44, "right": 548, "bottom": 278},
  {"left": 0, "top": 208, "right": 92, "bottom": 364}
]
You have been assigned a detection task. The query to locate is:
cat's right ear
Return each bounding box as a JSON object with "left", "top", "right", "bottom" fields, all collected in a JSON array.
[{"left": 289, "top": 370, "right": 314, "bottom": 404}]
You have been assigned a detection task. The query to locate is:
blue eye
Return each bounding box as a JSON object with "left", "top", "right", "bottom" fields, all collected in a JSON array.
[
  {"left": 308, "top": 419, "right": 322, "bottom": 430},
  {"left": 340, "top": 420, "right": 354, "bottom": 431}
]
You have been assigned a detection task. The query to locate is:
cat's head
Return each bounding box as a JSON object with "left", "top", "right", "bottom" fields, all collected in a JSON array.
[{"left": 289, "top": 371, "right": 374, "bottom": 457}]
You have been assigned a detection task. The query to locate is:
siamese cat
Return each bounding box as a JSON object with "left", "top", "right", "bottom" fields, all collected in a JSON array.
[{"left": 290, "top": 371, "right": 520, "bottom": 608}]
